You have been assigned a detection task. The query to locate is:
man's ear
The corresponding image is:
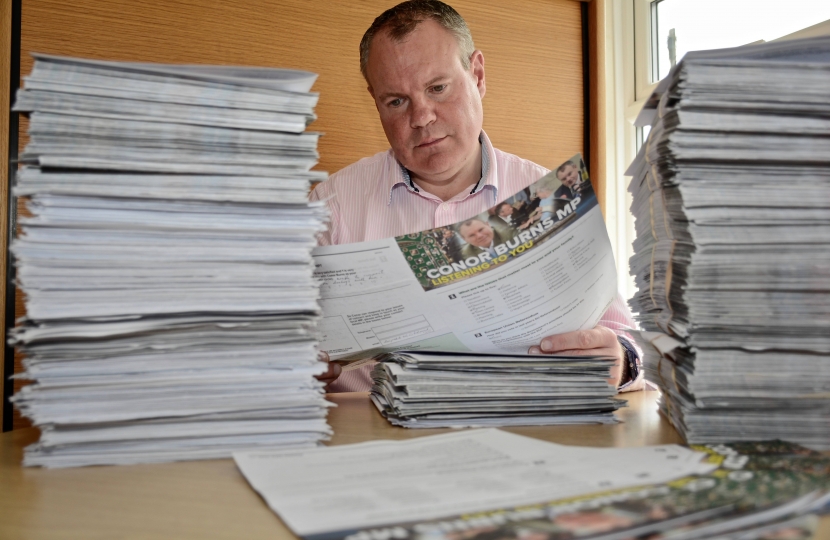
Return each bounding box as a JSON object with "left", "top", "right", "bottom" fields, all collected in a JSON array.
[{"left": 470, "top": 50, "right": 486, "bottom": 99}]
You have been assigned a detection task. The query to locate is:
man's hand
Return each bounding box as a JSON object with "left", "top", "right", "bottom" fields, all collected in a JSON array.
[
  {"left": 315, "top": 351, "right": 342, "bottom": 391},
  {"left": 528, "top": 326, "right": 623, "bottom": 387}
]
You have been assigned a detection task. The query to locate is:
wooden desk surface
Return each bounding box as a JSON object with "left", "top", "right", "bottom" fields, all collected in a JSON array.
[{"left": 1, "top": 392, "right": 825, "bottom": 540}]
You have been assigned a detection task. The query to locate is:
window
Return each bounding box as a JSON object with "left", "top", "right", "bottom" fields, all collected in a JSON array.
[
  {"left": 635, "top": 126, "right": 650, "bottom": 154},
  {"left": 602, "top": 1, "right": 830, "bottom": 302},
  {"left": 652, "top": 0, "right": 830, "bottom": 82}
]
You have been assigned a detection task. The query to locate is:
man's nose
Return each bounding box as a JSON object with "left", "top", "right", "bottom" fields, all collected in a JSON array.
[{"left": 409, "top": 96, "right": 436, "bottom": 129}]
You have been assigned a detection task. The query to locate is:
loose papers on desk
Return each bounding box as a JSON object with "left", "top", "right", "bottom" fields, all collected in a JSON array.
[
  {"left": 10, "top": 54, "right": 332, "bottom": 468},
  {"left": 314, "top": 155, "right": 618, "bottom": 361},
  {"left": 234, "top": 428, "right": 719, "bottom": 540},
  {"left": 302, "top": 438, "right": 830, "bottom": 540},
  {"left": 626, "top": 36, "right": 830, "bottom": 450}
]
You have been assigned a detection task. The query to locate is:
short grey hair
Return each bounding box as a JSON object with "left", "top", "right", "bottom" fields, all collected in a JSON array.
[{"left": 359, "top": 0, "right": 475, "bottom": 82}]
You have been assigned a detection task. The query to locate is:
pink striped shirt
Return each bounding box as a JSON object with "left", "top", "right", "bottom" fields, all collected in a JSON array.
[{"left": 311, "top": 131, "right": 644, "bottom": 392}]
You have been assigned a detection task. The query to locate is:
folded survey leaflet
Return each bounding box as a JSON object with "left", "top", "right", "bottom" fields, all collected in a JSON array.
[
  {"left": 314, "top": 155, "right": 618, "bottom": 361},
  {"left": 280, "top": 437, "right": 828, "bottom": 540},
  {"left": 235, "top": 431, "right": 830, "bottom": 540},
  {"left": 234, "top": 429, "right": 723, "bottom": 540}
]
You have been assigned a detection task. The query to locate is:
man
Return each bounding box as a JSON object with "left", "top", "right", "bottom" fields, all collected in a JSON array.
[
  {"left": 439, "top": 227, "right": 463, "bottom": 262},
  {"left": 457, "top": 217, "right": 514, "bottom": 259},
  {"left": 534, "top": 185, "right": 556, "bottom": 221},
  {"left": 554, "top": 161, "right": 588, "bottom": 201},
  {"left": 510, "top": 196, "right": 541, "bottom": 230},
  {"left": 489, "top": 202, "right": 526, "bottom": 234},
  {"left": 312, "top": 0, "right": 643, "bottom": 392}
]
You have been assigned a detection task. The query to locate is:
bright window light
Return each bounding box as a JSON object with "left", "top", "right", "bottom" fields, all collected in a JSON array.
[{"left": 653, "top": 0, "right": 830, "bottom": 81}]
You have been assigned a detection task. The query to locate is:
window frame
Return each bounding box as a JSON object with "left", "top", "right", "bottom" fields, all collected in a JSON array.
[{"left": 631, "top": 0, "right": 658, "bottom": 123}]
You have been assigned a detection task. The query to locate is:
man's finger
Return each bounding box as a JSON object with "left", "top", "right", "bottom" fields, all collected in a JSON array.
[
  {"left": 325, "top": 362, "right": 342, "bottom": 378},
  {"left": 314, "top": 350, "right": 341, "bottom": 390},
  {"left": 540, "top": 328, "right": 613, "bottom": 353},
  {"left": 316, "top": 361, "right": 341, "bottom": 384}
]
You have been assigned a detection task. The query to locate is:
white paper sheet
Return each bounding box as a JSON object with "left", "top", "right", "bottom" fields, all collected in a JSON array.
[
  {"left": 314, "top": 157, "right": 619, "bottom": 361},
  {"left": 234, "top": 428, "right": 717, "bottom": 537}
]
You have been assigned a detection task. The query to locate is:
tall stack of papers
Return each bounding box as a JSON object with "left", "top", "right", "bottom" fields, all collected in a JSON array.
[
  {"left": 370, "top": 351, "right": 623, "bottom": 427},
  {"left": 626, "top": 37, "right": 830, "bottom": 450},
  {"left": 9, "top": 54, "right": 332, "bottom": 467}
]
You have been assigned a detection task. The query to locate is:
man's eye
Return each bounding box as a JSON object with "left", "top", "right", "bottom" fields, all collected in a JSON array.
[
  {"left": 388, "top": 98, "right": 403, "bottom": 107},
  {"left": 432, "top": 84, "right": 446, "bottom": 93}
]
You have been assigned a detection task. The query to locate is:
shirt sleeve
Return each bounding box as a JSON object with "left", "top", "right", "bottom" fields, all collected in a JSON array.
[
  {"left": 327, "top": 362, "right": 375, "bottom": 393},
  {"left": 309, "top": 182, "right": 336, "bottom": 246},
  {"left": 597, "top": 293, "right": 645, "bottom": 393}
]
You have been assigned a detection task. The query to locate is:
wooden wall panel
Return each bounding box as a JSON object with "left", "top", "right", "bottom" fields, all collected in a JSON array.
[
  {"left": 10, "top": 0, "right": 587, "bottom": 429},
  {"left": 588, "top": 0, "right": 606, "bottom": 216},
  {"left": 1, "top": 0, "right": 12, "bottom": 430},
  {"left": 463, "top": 0, "right": 584, "bottom": 168},
  {"left": 18, "top": 0, "right": 583, "bottom": 175}
]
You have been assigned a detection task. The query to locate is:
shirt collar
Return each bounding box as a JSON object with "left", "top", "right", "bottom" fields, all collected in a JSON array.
[{"left": 387, "top": 131, "right": 498, "bottom": 205}]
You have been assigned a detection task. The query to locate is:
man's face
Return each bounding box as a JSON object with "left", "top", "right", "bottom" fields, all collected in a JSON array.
[
  {"left": 498, "top": 205, "right": 513, "bottom": 218},
  {"left": 366, "top": 19, "right": 485, "bottom": 184},
  {"left": 459, "top": 220, "right": 494, "bottom": 248},
  {"left": 557, "top": 164, "right": 580, "bottom": 188}
]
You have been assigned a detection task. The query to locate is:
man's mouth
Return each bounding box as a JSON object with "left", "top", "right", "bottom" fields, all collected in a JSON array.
[{"left": 417, "top": 136, "right": 446, "bottom": 148}]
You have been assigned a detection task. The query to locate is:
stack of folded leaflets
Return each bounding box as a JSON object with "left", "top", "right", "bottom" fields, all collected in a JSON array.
[
  {"left": 10, "top": 54, "right": 332, "bottom": 467},
  {"left": 627, "top": 36, "right": 830, "bottom": 450},
  {"left": 370, "top": 350, "right": 623, "bottom": 428}
]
